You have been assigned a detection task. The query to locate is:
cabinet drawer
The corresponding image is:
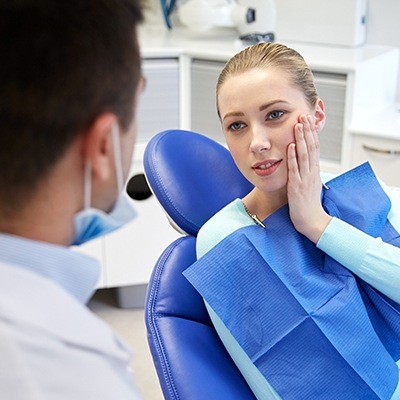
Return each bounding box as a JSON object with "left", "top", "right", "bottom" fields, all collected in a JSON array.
[
  {"left": 191, "top": 60, "right": 225, "bottom": 142},
  {"left": 313, "top": 72, "right": 347, "bottom": 163},
  {"left": 137, "top": 58, "right": 180, "bottom": 141},
  {"left": 352, "top": 135, "right": 400, "bottom": 186}
]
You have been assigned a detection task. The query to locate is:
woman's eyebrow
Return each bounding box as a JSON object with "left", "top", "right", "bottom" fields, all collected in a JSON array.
[
  {"left": 222, "top": 100, "right": 291, "bottom": 121},
  {"left": 259, "top": 100, "right": 289, "bottom": 112},
  {"left": 222, "top": 111, "right": 245, "bottom": 122}
]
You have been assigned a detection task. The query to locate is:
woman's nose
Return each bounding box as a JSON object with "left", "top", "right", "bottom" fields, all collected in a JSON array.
[{"left": 250, "top": 126, "right": 271, "bottom": 153}]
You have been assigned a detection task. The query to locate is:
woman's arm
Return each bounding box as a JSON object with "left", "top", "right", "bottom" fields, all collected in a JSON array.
[
  {"left": 319, "top": 184, "right": 400, "bottom": 303},
  {"left": 317, "top": 215, "right": 400, "bottom": 304}
]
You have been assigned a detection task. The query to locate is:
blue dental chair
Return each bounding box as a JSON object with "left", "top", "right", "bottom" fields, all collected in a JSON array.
[{"left": 143, "top": 129, "right": 256, "bottom": 399}]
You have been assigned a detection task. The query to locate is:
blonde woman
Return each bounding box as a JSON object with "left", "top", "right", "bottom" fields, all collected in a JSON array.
[{"left": 185, "top": 43, "right": 400, "bottom": 400}]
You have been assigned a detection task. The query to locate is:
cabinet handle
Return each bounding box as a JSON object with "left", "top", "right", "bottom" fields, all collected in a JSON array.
[{"left": 362, "top": 144, "right": 400, "bottom": 156}]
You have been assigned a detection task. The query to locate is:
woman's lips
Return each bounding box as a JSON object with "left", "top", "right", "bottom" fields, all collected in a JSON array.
[{"left": 252, "top": 160, "right": 282, "bottom": 176}]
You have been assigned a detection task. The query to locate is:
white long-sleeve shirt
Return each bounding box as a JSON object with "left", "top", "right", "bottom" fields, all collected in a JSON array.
[{"left": 0, "top": 234, "right": 142, "bottom": 400}]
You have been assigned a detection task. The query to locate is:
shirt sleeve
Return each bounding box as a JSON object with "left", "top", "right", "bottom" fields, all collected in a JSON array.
[{"left": 317, "top": 185, "right": 400, "bottom": 304}]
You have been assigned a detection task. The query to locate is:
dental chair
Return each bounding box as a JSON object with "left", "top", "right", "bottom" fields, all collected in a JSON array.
[{"left": 143, "top": 129, "right": 256, "bottom": 399}]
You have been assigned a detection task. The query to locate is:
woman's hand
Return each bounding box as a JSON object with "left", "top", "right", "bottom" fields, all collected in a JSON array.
[{"left": 287, "top": 114, "right": 332, "bottom": 243}]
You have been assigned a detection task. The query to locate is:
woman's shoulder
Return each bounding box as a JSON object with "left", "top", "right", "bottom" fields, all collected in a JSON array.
[
  {"left": 196, "top": 199, "right": 252, "bottom": 258},
  {"left": 320, "top": 171, "right": 336, "bottom": 184}
]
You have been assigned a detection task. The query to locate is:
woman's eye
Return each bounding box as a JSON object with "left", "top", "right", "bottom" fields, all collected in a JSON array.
[
  {"left": 267, "top": 110, "right": 285, "bottom": 120},
  {"left": 228, "top": 121, "right": 246, "bottom": 131}
]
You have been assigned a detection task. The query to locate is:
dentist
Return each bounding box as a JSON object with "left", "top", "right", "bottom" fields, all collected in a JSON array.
[{"left": 0, "top": 1, "right": 145, "bottom": 398}]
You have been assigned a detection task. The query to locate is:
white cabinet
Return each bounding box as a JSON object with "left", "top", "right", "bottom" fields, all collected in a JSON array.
[
  {"left": 313, "top": 72, "right": 347, "bottom": 165},
  {"left": 190, "top": 60, "right": 224, "bottom": 142},
  {"left": 352, "top": 134, "right": 400, "bottom": 187},
  {"left": 350, "top": 103, "right": 400, "bottom": 186},
  {"left": 137, "top": 58, "right": 180, "bottom": 141}
]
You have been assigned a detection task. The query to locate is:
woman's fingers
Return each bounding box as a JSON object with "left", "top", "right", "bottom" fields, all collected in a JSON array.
[
  {"left": 305, "top": 114, "right": 320, "bottom": 170},
  {"left": 295, "top": 114, "right": 320, "bottom": 177},
  {"left": 287, "top": 141, "right": 299, "bottom": 185},
  {"left": 294, "top": 121, "right": 309, "bottom": 175}
]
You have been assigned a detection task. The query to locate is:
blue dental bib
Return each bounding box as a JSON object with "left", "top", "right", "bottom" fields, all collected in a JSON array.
[{"left": 184, "top": 162, "right": 400, "bottom": 399}]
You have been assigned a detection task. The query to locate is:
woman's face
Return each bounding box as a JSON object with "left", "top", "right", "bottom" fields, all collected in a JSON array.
[{"left": 218, "top": 67, "right": 320, "bottom": 197}]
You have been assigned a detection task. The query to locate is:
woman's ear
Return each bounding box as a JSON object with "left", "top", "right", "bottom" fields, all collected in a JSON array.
[{"left": 313, "top": 98, "right": 326, "bottom": 133}]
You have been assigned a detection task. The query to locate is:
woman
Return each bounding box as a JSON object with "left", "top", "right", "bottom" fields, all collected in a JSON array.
[{"left": 185, "top": 42, "right": 400, "bottom": 399}]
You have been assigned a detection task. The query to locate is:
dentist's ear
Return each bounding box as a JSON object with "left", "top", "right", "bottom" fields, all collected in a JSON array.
[
  {"left": 313, "top": 98, "right": 326, "bottom": 133},
  {"left": 84, "top": 113, "right": 118, "bottom": 182}
]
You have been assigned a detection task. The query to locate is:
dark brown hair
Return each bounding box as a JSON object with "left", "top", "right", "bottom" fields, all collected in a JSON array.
[{"left": 0, "top": 0, "right": 143, "bottom": 212}]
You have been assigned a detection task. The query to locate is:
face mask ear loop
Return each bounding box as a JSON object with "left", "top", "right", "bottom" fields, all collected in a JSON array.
[
  {"left": 112, "top": 123, "right": 124, "bottom": 193},
  {"left": 84, "top": 162, "right": 92, "bottom": 209}
]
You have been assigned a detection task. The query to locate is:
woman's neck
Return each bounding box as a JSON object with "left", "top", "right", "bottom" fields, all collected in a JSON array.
[{"left": 242, "top": 187, "right": 288, "bottom": 221}]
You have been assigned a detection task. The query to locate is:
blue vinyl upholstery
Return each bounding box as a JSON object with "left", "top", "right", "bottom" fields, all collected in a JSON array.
[
  {"left": 143, "top": 129, "right": 253, "bottom": 236},
  {"left": 144, "top": 130, "right": 255, "bottom": 399}
]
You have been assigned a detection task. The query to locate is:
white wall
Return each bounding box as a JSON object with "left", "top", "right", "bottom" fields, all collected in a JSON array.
[{"left": 365, "top": 0, "right": 400, "bottom": 101}]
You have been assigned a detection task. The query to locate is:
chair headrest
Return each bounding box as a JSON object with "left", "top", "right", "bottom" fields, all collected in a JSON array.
[{"left": 144, "top": 130, "right": 253, "bottom": 236}]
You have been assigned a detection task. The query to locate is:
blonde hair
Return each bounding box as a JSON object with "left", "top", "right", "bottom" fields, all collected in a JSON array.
[{"left": 216, "top": 42, "right": 318, "bottom": 115}]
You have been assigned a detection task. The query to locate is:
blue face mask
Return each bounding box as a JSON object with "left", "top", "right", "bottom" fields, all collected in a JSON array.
[{"left": 72, "top": 124, "right": 137, "bottom": 246}]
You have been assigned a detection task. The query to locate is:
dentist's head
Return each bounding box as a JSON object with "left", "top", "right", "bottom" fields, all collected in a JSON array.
[{"left": 0, "top": 0, "right": 144, "bottom": 245}]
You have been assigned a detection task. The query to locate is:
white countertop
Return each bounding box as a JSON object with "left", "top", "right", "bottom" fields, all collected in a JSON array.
[
  {"left": 138, "top": 26, "right": 399, "bottom": 74},
  {"left": 349, "top": 104, "right": 400, "bottom": 140}
]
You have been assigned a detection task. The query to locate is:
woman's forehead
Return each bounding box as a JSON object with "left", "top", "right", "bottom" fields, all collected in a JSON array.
[
  {"left": 217, "top": 75, "right": 314, "bottom": 122},
  {"left": 218, "top": 69, "right": 299, "bottom": 103},
  {"left": 220, "top": 67, "right": 292, "bottom": 92}
]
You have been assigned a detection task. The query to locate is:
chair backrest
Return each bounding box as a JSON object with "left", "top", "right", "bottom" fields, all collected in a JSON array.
[
  {"left": 143, "top": 129, "right": 253, "bottom": 236},
  {"left": 143, "top": 130, "right": 255, "bottom": 399}
]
